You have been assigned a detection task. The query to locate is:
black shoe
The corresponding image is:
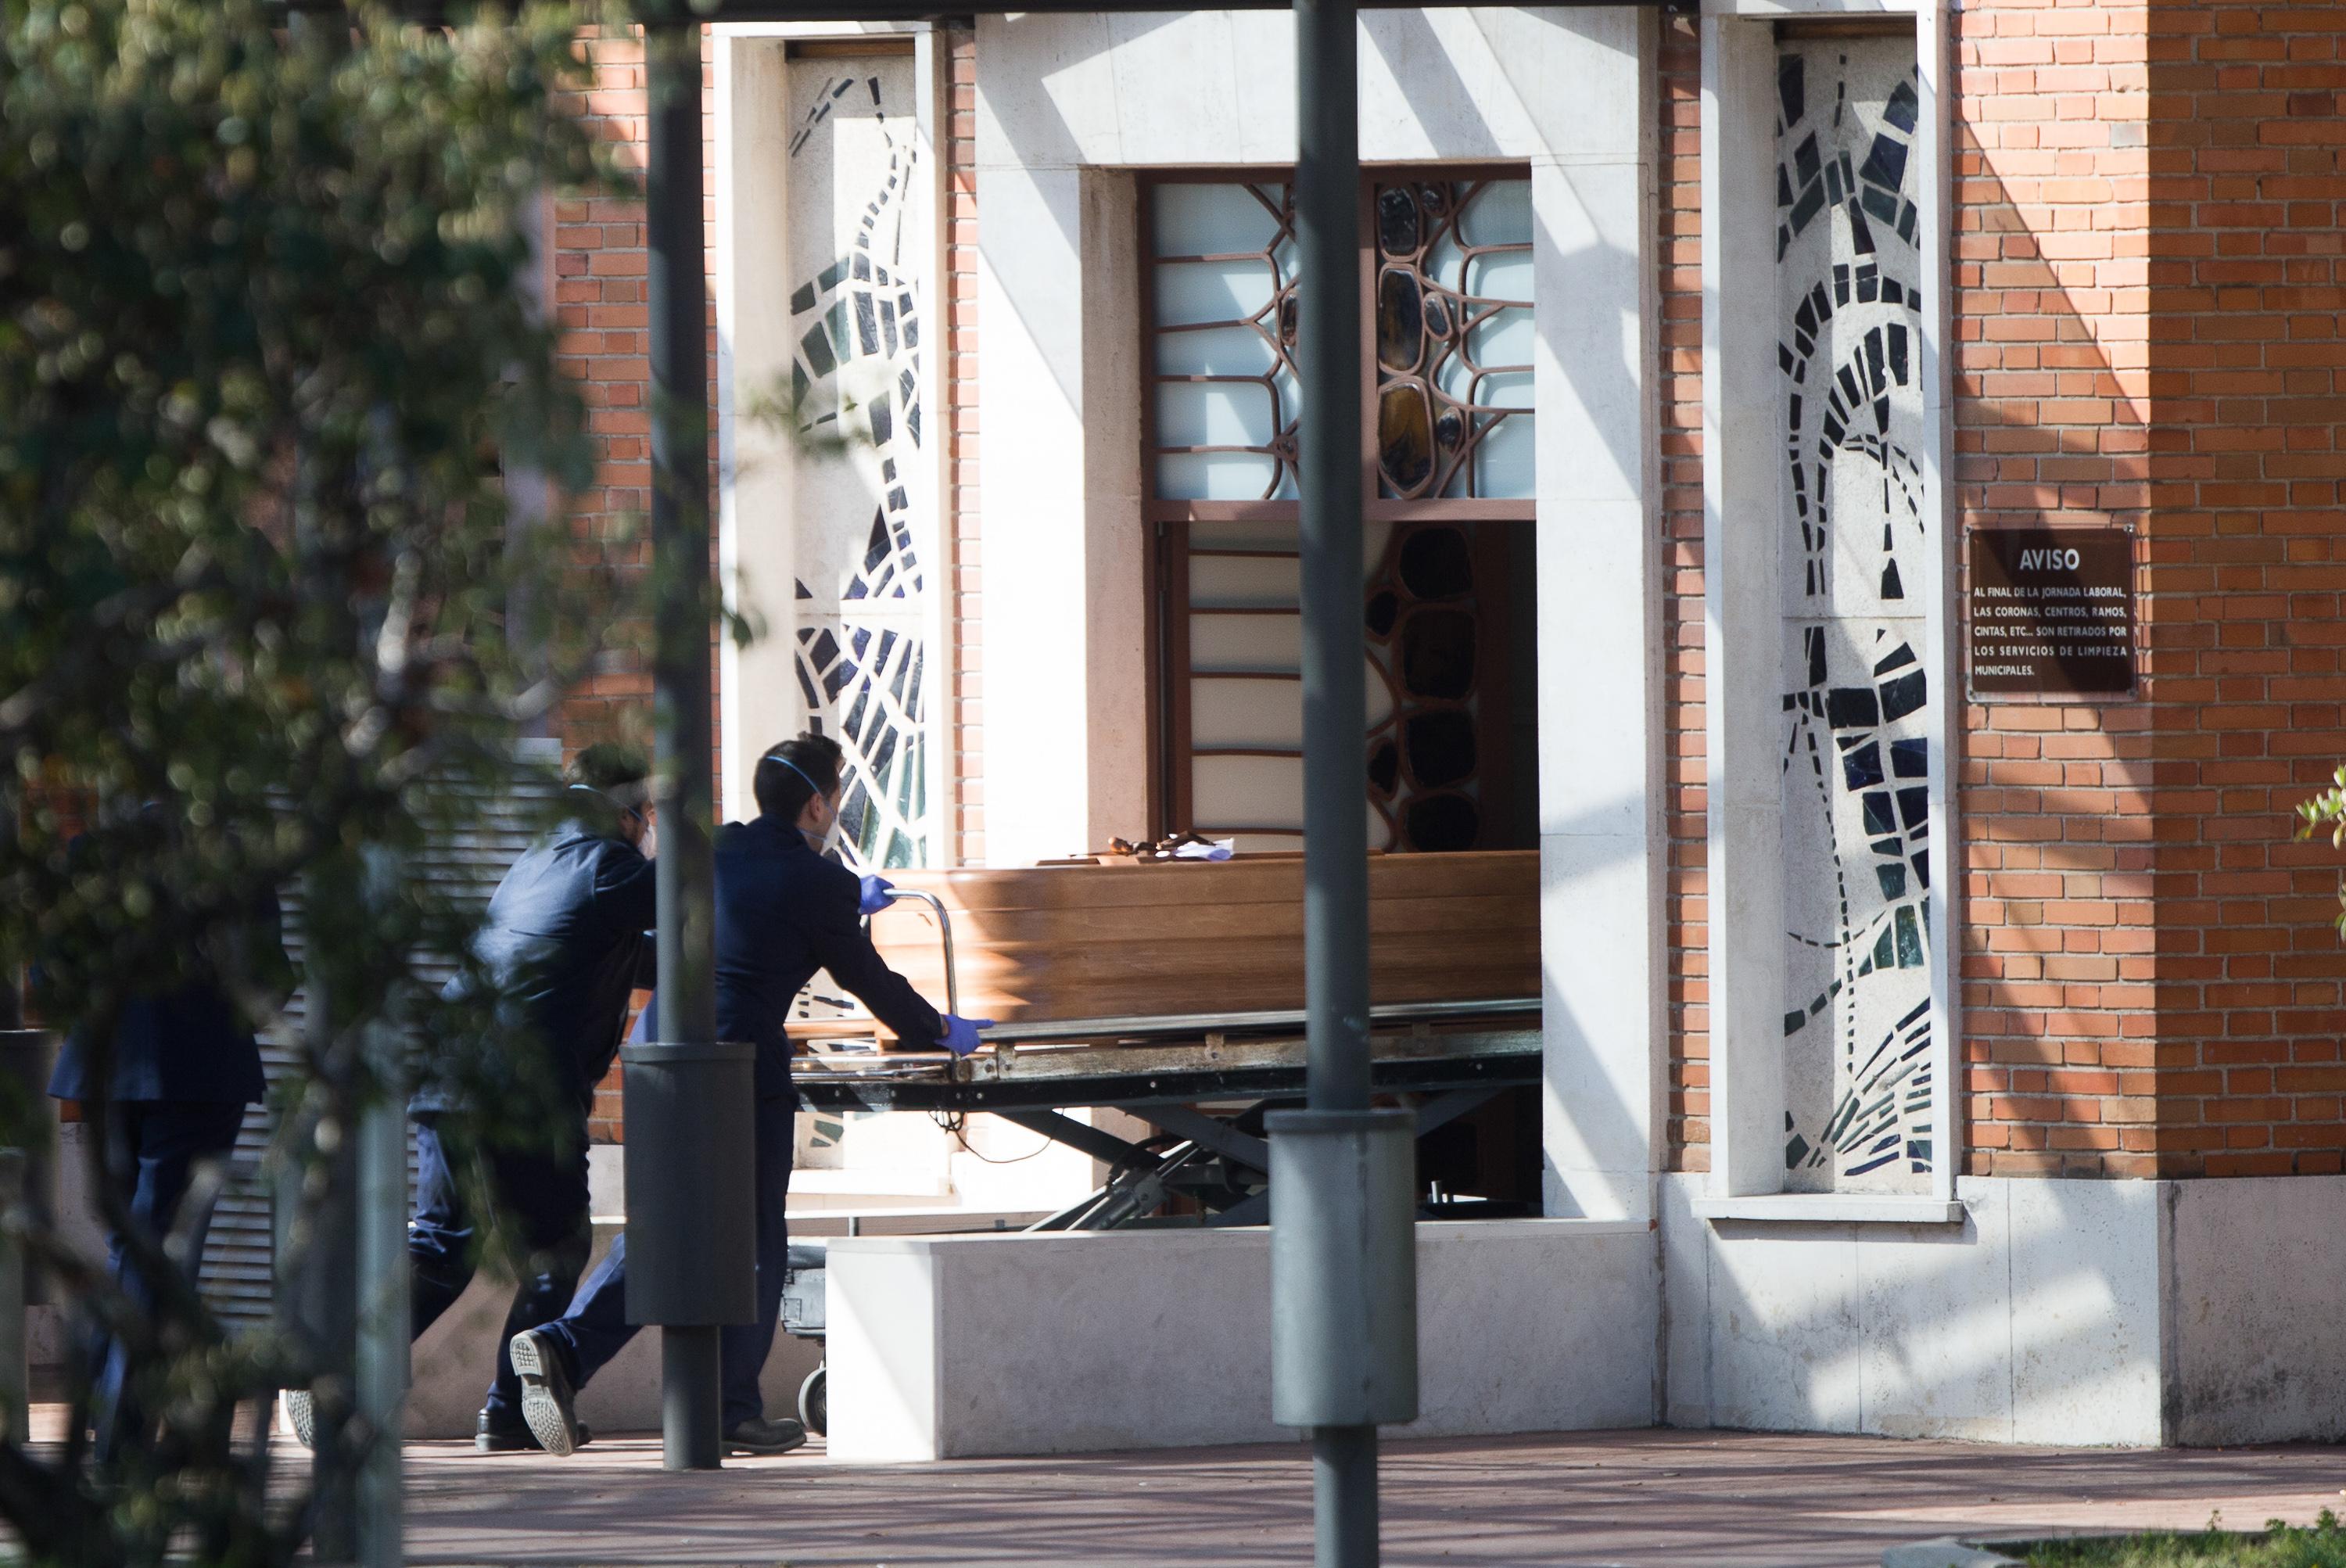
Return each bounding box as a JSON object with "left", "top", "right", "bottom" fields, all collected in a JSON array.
[
  {"left": 723, "top": 1415, "right": 807, "bottom": 1455},
  {"left": 476, "top": 1408, "right": 593, "bottom": 1453},
  {"left": 506, "top": 1330, "right": 581, "bottom": 1458}
]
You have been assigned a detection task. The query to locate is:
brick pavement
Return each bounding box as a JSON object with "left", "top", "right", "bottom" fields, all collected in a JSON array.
[{"left": 393, "top": 1427, "right": 2346, "bottom": 1567}]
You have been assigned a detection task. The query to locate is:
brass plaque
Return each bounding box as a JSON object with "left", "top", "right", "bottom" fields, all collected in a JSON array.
[{"left": 1966, "top": 528, "right": 2136, "bottom": 698}]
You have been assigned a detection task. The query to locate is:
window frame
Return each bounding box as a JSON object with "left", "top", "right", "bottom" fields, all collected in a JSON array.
[{"left": 1139, "top": 163, "right": 1539, "bottom": 841}]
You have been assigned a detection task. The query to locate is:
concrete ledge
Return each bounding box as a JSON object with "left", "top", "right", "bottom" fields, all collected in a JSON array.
[{"left": 826, "top": 1218, "right": 1659, "bottom": 1461}]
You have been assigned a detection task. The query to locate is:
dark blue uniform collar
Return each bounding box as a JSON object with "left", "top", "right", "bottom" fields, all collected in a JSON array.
[{"left": 735, "top": 815, "right": 818, "bottom": 855}]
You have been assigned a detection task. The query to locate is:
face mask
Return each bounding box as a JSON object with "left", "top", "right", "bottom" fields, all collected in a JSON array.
[{"left": 812, "top": 797, "right": 844, "bottom": 858}]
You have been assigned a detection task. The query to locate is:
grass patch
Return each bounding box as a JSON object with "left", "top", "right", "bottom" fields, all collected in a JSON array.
[{"left": 2020, "top": 1512, "right": 2346, "bottom": 1567}]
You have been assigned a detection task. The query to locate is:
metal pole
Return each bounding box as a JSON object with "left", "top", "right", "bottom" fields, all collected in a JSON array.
[
  {"left": 1314, "top": 1425, "right": 1379, "bottom": 1565},
  {"left": 353, "top": 1019, "right": 407, "bottom": 1568},
  {"left": 661, "top": 1323, "right": 723, "bottom": 1469},
  {"left": 1296, "top": 0, "right": 1369, "bottom": 1121},
  {"left": 645, "top": 16, "right": 725, "bottom": 1473},
  {"left": 302, "top": 899, "right": 361, "bottom": 1566},
  {"left": 282, "top": 9, "right": 361, "bottom": 1544},
  {"left": 0, "top": 1150, "right": 26, "bottom": 1444},
  {"left": 1292, "top": 2, "right": 1381, "bottom": 1563}
]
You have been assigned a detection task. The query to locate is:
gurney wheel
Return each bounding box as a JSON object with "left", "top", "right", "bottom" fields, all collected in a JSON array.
[{"left": 798, "top": 1364, "right": 827, "bottom": 1437}]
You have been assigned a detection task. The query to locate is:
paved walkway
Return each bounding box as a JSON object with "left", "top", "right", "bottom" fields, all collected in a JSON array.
[{"left": 395, "top": 1428, "right": 2346, "bottom": 1566}]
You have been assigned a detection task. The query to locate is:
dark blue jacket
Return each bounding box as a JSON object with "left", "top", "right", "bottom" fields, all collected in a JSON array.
[
  {"left": 47, "top": 887, "right": 284, "bottom": 1106},
  {"left": 412, "top": 819, "right": 655, "bottom": 1119},
  {"left": 639, "top": 816, "right": 943, "bottom": 1103}
]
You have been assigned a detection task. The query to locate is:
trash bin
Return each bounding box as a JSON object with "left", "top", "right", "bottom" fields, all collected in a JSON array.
[{"left": 619, "top": 1042, "right": 756, "bottom": 1326}]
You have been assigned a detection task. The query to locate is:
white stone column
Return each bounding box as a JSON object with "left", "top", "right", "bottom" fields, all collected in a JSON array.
[
  {"left": 1532, "top": 8, "right": 1664, "bottom": 1223},
  {"left": 716, "top": 35, "right": 804, "bottom": 820},
  {"left": 974, "top": 109, "right": 1151, "bottom": 862}
]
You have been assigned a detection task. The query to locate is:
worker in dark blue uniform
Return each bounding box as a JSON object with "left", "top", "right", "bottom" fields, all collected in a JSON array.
[
  {"left": 287, "top": 744, "right": 658, "bottom": 1453},
  {"left": 416, "top": 743, "right": 656, "bottom": 1451},
  {"left": 507, "top": 732, "right": 989, "bottom": 1459},
  {"left": 45, "top": 805, "right": 289, "bottom": 1465}
]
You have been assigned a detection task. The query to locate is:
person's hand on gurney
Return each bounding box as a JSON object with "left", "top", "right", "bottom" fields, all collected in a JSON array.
[
  {"left": 940, "top": 1014, "right": 995, "bottom": 1057},
  {"left": 858, "top": 874, "right": 896, "bottom": 916}
]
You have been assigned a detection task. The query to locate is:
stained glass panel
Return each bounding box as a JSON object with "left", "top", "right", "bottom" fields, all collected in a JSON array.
[{"left": 1369, "top": 178, "right": 1536, "bottom": 501}]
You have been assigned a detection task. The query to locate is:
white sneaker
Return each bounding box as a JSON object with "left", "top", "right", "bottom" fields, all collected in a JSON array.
[
  {"left": 506, "top": 1329, "right": 580, "bottom": 1459},
  {"left": 280, "top": 1387, "right": 315, "bottom": 1450}
]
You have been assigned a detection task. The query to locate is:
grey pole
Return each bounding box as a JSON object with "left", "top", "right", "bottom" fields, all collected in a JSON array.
[
  {"left": 1294, "top": 0, "right": 1368, "bottom": 1121},
  {"left": 1285, "top": 2, "right": 1400, "bottom": 1565},
  {"left": 301, "top": 902, "right": 361, "bottom": 1565},
  {"left": 644, "top": 15, "right": 726, "bottom": 1473},
  {"left": 353, "top": 1019, "right": 407, "bottom": 1568},
  {"left": 0, "top": 1150, "right": 25, "bottom": 1444}
]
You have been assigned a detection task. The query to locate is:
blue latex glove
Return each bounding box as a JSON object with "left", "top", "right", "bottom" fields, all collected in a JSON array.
[
  {"left": 858, "top": 874, "right": 896, "bottom": 917},
  {"left": 940, "top": 1014, "right": 995, "bottom": 1057}
]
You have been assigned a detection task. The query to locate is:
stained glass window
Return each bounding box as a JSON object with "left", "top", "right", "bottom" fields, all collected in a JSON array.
[
  {"left": 1372, "top": 178, "right": 1534, "bottom": 501},
  {"left": 1146, "top": 170, "right": 1538, "bottom": 852}
]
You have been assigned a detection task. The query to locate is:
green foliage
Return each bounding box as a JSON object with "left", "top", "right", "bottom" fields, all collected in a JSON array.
[
  {"left": 2296, "top": 768, "right": 2346, "bottom": 936},
  {"left": 2025, "top": 1512, "right": 2346, "bottom": 1568},
  {"left": 0, "top": 0, "right": 636, "bottom": 1559}
]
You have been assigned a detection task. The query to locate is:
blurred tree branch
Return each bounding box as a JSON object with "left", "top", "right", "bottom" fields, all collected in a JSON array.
[{"left": 0, "top": 0, "right": 642, "bottom": 1559}]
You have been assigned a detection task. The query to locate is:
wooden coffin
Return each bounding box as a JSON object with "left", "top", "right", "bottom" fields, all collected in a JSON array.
[{"left": 863, "top": 849, "right": 1538, "bottom": 1028}]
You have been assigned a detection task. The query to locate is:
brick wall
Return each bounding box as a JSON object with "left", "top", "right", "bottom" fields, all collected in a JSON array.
[
  {"left": 551, "top": 29, "right": 656, "bottom": 770},
  {"left": 550, "top": 28, "right": 723, "bottom": 1145},
  {"left": 1661, "top": 13, "right": 1711, "bottom": 1173},
  {"left": 945, "top": 24, "right": 985, "bottom": 866},
  {"left": 1953, "top": 0, "right": 2159, "bottom": 1178},
  {"left": 2140, "top": 0, "right": 2346, "bottom": 1177},
  {"left": 1665, "top": 2, "right": 2346, "bottom": 1182}
]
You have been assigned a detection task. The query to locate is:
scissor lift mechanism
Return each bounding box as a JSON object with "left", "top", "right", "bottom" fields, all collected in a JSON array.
[
  {"left": 795, "top": 1006, "right": 1540, "bottom": 1230},
  {"left": 775, "top": 893, "right": 1540, "bottom": 1433}
]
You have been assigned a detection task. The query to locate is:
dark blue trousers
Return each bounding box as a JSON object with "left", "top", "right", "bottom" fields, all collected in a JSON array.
[
  {"left": 407, "top": 1115, "right": 593, "bottom": 1430},
  {"left": 536, "top": 1094, "right": 793, "bottom": 1431},
  {"left": 91, "top": 1100, "right": 249, "bottom": 1463}
]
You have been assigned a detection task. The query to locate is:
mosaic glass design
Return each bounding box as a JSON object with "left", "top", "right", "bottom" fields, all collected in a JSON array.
[
  {"left": 1774, "top": 38, "right": 1935, "bottom": 1192},
  {"left": 1371, "top": 180, "right": 1534, "bottom": 501},
  {"left": 786, "top": 64, "right": 931, "bottom": 869},
  {"left": 1146, "top": 179, "right": 1534, "bottom": 505}
]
